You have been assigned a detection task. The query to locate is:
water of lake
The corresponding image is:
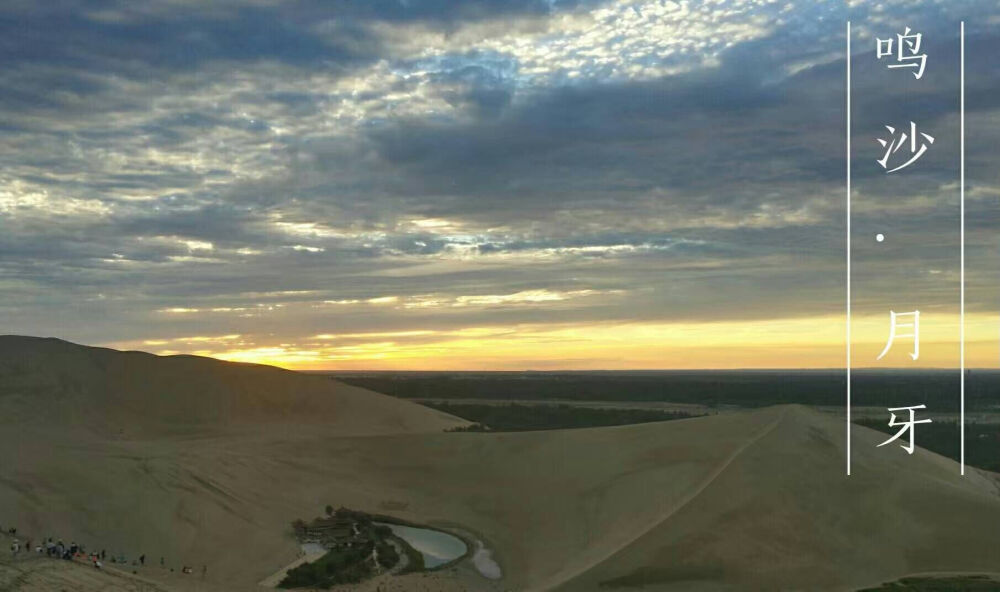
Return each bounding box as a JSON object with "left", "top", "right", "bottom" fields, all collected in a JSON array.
[{"left": 378, "top": 523, "right": 467, "bottom": 568}]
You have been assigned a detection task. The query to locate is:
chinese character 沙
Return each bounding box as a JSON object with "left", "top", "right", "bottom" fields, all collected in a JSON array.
[{"left": 877, "top": 122, "right": 934, "bottom": 173}]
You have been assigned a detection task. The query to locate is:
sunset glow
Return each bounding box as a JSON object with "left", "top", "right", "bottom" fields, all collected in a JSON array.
[{"left": 105, "top": 312, "right": 999, "bottom": 370}]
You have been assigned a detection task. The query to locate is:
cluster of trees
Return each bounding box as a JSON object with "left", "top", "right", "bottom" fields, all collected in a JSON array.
[
  {"left": 281, "top": 507, "right": 398, "bottom": 589},
  {"left": 279, "top": 543, "right": 375, "bottom": 588},
  {"left": 374, "top": 528, "right": 399, "bottom": 571}
]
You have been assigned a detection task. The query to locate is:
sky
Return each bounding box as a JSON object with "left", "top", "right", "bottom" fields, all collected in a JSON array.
[{"left": 2, "top": 0, "right": 1000, "bottom": 370}]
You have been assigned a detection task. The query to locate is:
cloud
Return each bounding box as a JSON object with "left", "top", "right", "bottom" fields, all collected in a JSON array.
[{"left": 2, "top": 0, "right": 1000, "bottom": 367}]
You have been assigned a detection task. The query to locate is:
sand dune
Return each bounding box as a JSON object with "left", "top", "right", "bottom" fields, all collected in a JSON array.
[
  {"left": 2, "top": 337, "right": 1000, "bottom": 591},
  {"left": 550, "top": 407, "right": 1000, "bottom": 591},
  {"left": 0, "top": 336, "right": 467, "bottom": 437}
]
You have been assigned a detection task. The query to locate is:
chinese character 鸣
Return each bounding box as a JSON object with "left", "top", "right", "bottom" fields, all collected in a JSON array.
[{"left": 876, "top": 27, "right": 927, "bottom": 79}]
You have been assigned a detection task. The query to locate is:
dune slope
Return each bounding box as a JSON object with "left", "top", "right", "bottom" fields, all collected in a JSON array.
[
  {"left": 549, "top": 406, "right": 1000, "bottom": 591},
  {"left": 2, "top": 338, "right": 1000, "bottom": 591},
  {"left": 0, "top": 335, "right": 467, "bottom": 436}
]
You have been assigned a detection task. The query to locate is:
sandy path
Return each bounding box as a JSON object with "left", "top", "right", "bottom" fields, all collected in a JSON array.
[{"left": 531, "top": 407, "right": 788, "bottom": 591}]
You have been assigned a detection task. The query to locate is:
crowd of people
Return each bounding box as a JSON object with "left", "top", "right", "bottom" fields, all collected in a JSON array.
[
  {"left": 8, "top": 532, "right": 116, "bottom": 570},
  {"left": 4, "top": 521, "right": 205, "bottom": 578}
]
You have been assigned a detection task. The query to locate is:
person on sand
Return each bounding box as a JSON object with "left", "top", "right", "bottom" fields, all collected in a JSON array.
[{"left": 139, "top": 554, "right": 145, "bottom": 566}]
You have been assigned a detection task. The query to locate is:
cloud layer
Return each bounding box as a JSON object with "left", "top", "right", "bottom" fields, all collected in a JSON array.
[{"left": 2, "top": 0, "right": 999, "bottom": 368}]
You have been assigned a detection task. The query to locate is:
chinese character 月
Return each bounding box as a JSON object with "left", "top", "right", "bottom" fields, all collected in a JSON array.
[
  {"left": 877, "top": 310, "right": 919, "bottom": 361},
  {"left": 877, "top": 27, "right": 927, "bottom": 79},
  {"left": 877, "top": 405, "right": 932, "bottom": 454},
  {"left": 877, "top": 122, "right": 934, "bottom": 173}
]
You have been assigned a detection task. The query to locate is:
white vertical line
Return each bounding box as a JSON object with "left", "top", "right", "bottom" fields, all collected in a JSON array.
[
  {"left": 960, "top": 20, "right": 965, "bottom": 476},
  {"left": 846, "top": 20, "right": 852, "bottom": 477}
]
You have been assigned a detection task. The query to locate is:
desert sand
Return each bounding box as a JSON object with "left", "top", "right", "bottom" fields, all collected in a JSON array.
[{"left": 2, "top": 336, "right": 1000, "bottom": 591}]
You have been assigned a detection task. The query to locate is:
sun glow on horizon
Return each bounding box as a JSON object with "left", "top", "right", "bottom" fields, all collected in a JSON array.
[{"left": 106, "top": 312, "right": 1000, "bottom": 371}]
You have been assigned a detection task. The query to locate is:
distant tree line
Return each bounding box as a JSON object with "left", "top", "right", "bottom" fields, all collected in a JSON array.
[
  {"left": 337, "top": 371, "right": 1000, "bottom": 412},
  {"left": 857, "top": 574, "right": 1000, "bottom": 590},
  {"left": 427, "top": 402, "right": 698, "bottom": 432}
]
